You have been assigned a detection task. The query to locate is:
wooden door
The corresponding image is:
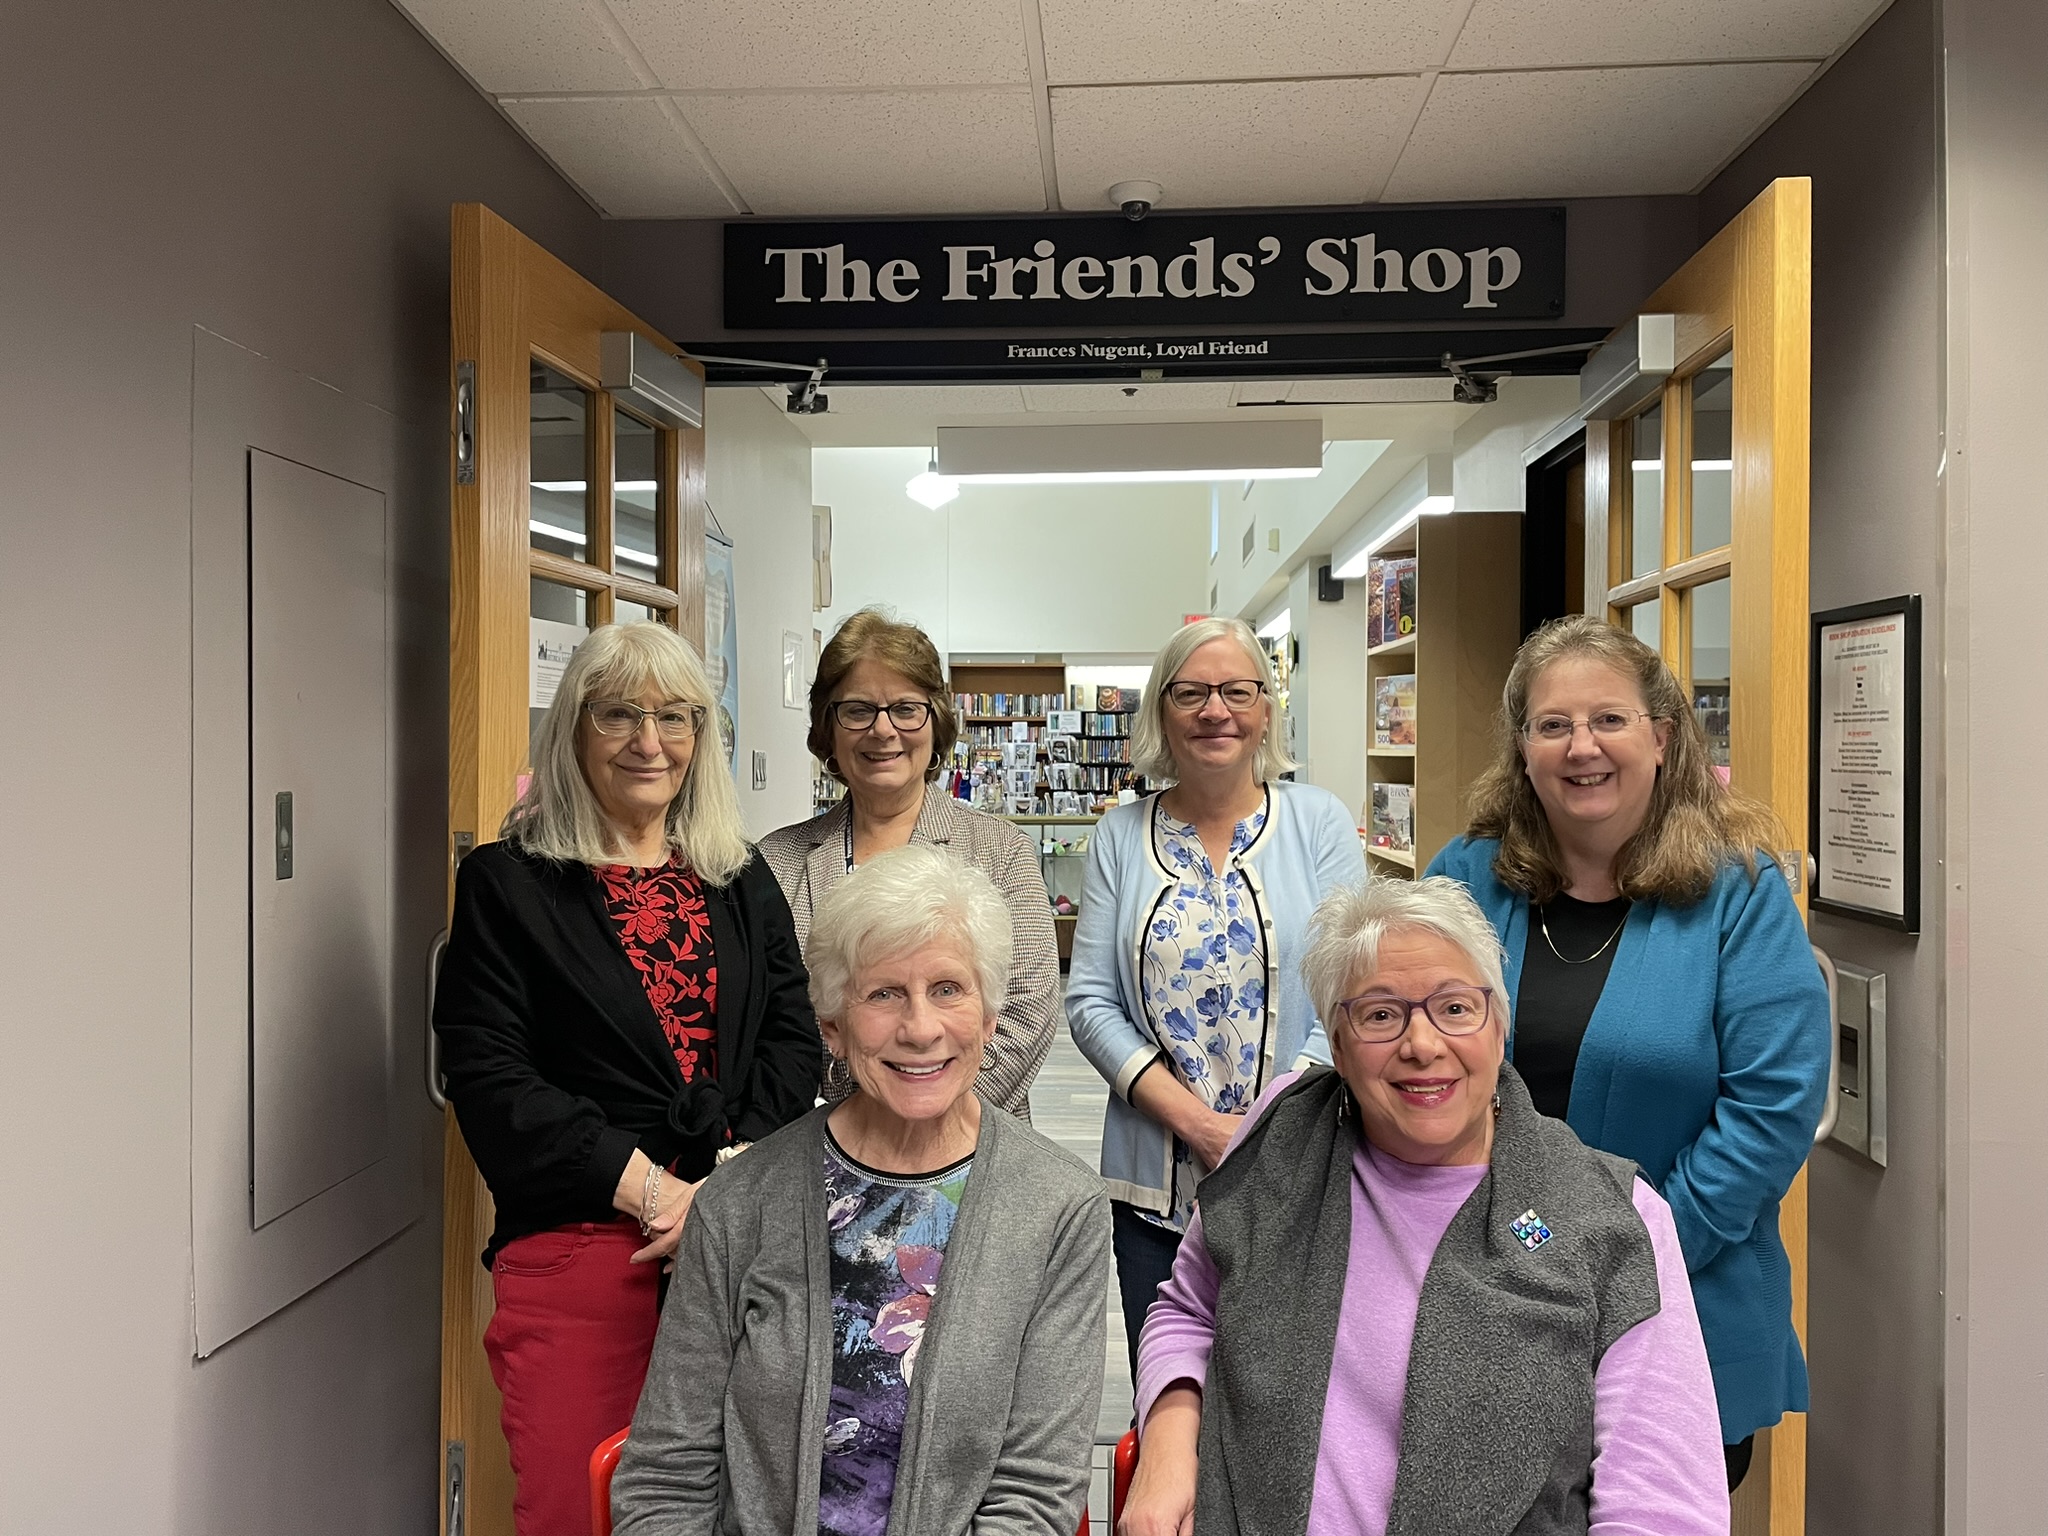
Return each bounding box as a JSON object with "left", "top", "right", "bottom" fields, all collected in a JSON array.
[
  {"left": 1584, "top": 177, "right": 1812, "bottom": 1536},
  {"left": 440, "top": 202, "right": 707, "bottom": 1536}
]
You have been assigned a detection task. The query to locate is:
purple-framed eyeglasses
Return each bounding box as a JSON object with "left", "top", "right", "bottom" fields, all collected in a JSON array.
[{"left": 1334, "top": 985, "right": 1494, "bottom": 1044}]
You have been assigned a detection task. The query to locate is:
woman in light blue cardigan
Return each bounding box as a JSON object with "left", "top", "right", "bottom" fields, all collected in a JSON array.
[
  {"left": 1067, "top": 618, "right": 1365, "bottom": 1380},
  {"left": 1425, "top": 615, "right": 1830, "bottom": 1492}
]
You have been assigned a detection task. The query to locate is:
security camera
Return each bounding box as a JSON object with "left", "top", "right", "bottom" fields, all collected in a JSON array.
[{"left": 1109, "top": 180, "right": 1162, "bottom": 222}]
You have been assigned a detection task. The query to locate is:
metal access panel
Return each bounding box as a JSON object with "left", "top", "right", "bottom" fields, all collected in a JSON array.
[{"left": 248, "top": 448, "right": 392, "bottom": 1227}]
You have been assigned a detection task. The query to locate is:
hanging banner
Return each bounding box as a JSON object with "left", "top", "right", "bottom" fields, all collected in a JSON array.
[
  {"left": 724, "top": 206, "right": 1566, "bottom": 331},
  {"left": 704, "top": 528, "right": 740, "bottom": 770}
]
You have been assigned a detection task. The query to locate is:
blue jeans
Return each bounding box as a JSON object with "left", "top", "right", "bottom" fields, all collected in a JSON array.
[{"left": 1111, "top": 1199, "right": 1184, "bottom": 1388}]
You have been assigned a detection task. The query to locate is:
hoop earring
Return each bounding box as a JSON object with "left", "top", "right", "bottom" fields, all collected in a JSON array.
[
  {"left": 825, "top": 755, "right": 840, "bottom": 778},
  {"left": 981, "top": 1041, "right": 997, "bottom": 1072}
]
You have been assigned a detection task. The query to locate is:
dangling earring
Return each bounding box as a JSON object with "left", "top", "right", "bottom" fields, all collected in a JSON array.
[
  {"left": 1339, "top": 1083, "right": 1353, "bottom": 1123},
  {"left": 1491, "top": 1091, "right": 1502, "bottom": 1114}
]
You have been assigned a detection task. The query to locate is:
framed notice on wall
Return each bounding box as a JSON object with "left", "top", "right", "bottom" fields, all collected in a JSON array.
[{"left": 1810, "top": 596, "right": 1921, "bottom": 932}]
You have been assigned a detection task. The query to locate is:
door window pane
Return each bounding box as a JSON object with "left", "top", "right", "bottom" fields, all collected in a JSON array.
[
  {"left": 529, "top": 578, "right": 589, "bottom": 763},
  {"left": 1689, "top": 578, "right": 1732, "bottom": 780},
  {"left": 1628, "top": 597, "right": 1660, "bottom": 650},
  {"left": 1630, "top": 403, "right": 1664, "bottom": 579},
  {"left": 613, "top": 408, "right": 664, "bottom": 580},
  {"left": 530, "top": 363, "right": 590, "bottom": 562},
  {"left": 1689, "top": 353, "right": 1734, "bottom": 554},
  {"left": 615, "top": 599, "right": 662, "bottom": 626}
]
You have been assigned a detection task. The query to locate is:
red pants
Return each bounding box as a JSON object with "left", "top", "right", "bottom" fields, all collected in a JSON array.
[{"left": 484, "top": 1219, "right": 660, "bottom": 1536}]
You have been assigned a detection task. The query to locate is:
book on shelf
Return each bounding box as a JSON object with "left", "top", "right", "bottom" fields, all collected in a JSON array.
[
  {"left": 1366, "top": 555, "right": 1419, "bottom": 645},
  {"left": 1094, "top": 686, "right": 1141, "bottom": 713},
  {"left": 1368, "top": 782, "right": 1415, "bottom": 853},
  {"left": 1373, "top": 673, "right": 1417, "bottom": 748}
]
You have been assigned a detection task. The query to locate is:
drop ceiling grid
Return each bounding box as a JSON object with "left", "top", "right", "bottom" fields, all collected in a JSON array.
[
  {"left": 1050, "top": 77, "right": 1428, "bottom": 211},
  {"left": 401, "top": 0, "right": 1892, "bottom": 216},
  {"left": 606, "top": 0, "right": 1032, "bottom": 89},
  {"left": 502, "top": 97, "right": 735, "bottom": 216}
]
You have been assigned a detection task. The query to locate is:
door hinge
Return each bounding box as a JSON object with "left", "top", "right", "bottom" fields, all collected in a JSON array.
[
  {"left": 444, "top": 1440, "right": 465, "bottom": 1536},
  {"left": 455, "top": 361, "right": 476, "bottom": 486}
]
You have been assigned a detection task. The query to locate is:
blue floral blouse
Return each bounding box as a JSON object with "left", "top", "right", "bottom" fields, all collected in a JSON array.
[{"left": 1138, "top": 798, "right": 1269, "bottom": 1230}]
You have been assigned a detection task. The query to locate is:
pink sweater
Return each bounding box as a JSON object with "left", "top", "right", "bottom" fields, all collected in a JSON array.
[{"left": 1136, "top": 1077, "right": 1730, "bottom": 1536}]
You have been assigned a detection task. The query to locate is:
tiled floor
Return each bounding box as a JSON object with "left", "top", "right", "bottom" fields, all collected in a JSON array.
[{"left": 1028, "top": 1014, "right": 1134, "bottom": 1525}]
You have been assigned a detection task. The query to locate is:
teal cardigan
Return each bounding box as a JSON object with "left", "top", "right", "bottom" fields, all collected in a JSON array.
[{"left": 1427, "top": 835, "right": 1831, "bottom": 1443}]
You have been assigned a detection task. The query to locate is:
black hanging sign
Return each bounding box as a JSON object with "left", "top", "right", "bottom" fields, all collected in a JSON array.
[{"left": 723, "top": 206, "right": 1567, "bottom": 331}]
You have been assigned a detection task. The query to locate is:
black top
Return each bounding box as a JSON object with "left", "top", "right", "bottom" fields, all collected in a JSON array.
[
  {"left": 433, "top": 840, "right": 822, "bottom": 1264},
  {"left": 1511, "top": 893, "right": 1632, "bottom": 1121}
]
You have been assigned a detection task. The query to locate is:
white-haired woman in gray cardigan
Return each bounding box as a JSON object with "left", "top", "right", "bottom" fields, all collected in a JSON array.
[{"left": 612, "top": 842, "right": 1111, "bottom": 1536}]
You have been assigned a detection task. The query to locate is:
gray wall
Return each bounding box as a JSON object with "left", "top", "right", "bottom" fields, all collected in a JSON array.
[
  {"left": 0, "top": 2, "right": 596, "bottom": 1532},
  {"left": 1938, "top": 0, "right": 2048, "bottom": 1526},
  {"left": 1701, "top": 2, "right": 1947, "bottom": 1530}
]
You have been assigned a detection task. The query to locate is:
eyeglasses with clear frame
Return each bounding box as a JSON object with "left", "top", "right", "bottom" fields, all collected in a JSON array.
[
  {"left": 1521, "top": 709, "right": 1658, "bottom": 745},
  {"left": 831, "top": 698, "right": 935, "bottom": 732},
  {"left": 585, "top": 700, "right": 706, "bottom": 740},
  {"left": 1335, "top": 985, "right": 1494, "bottom": 1044},
  {"left": 1164, "top": 678, "right": 1266, "bottom": 713}
]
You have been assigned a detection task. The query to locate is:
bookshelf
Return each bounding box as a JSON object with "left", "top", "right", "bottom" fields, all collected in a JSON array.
[
  {"left": 1362, "top": 512, "right": 1522, "bottom": 878},
  {"left": 949, "top": 661, "right": 1145, "bottom": 815}
]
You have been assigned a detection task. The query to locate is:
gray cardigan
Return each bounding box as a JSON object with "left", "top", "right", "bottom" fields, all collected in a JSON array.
[
  {"left": 611, "top": 1103, "right": 1111, "bottom": 1536},
  {"left": 757, "top": 785, "right": 1060, "bottom": 1120}
]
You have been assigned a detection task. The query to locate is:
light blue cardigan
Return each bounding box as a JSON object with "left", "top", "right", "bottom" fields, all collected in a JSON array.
[
  {"left": 1067, "top": 781, "right": 1366, "bottom": 1214},
  {"left": 1427, "top": 834, "right": 1831, "bottom": 1442}
]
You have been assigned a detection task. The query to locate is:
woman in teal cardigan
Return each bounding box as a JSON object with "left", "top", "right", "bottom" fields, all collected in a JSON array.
[{"left": 1426, "top": 614, "right": 1829, "bottom": 1492}]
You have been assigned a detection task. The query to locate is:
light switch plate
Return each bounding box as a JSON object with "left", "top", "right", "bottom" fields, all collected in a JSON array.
[{"left": 751, "top": 750, "right": 768, "bottom": 790}]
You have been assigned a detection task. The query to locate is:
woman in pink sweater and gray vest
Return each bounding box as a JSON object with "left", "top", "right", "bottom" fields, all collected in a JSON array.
[{"left": 1122, "top": 876, "right": 1728, "bottom": 1536}]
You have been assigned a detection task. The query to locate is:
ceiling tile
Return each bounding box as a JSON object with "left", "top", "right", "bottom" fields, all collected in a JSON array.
[
  {"left": 610, "top": 0, "right": 1028, "bottom": 90},
  {"left": 392, "top": 0, "right": 644, "bottom": 93},
  {"left": 1051, "top": 78, "right": 1425, "bottom": 212},
  {"left": 682, "top": 91, "right": 1046, "bottom": 214},
  {"left": 1037, "top": 0, "right": 1470, "bottom": 85},
  {"left": 1022, "top": 383, "right": 1238, "bottom": 412},
  {"left": 501, "top": 98, "right": 734, "bottom": 216},
  {"left": 1382, "top": 62, "right": 1819, "bottom": 201},
  {"left": 1449, "top": 0, "right": 1885, "bottom": 69}
]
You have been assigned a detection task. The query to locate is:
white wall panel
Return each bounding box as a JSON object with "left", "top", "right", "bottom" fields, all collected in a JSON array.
[{"left": 1052, "top": 77, "right": 1424, "bottom": 210}]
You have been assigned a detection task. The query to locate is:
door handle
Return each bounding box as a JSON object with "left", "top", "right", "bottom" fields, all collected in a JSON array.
[
  {"left": 1811, "top": 944, "right": 1841, "bottom": 1145},
  {"left": 426, "top": 928, "right": 450, "bottom": 1110}
]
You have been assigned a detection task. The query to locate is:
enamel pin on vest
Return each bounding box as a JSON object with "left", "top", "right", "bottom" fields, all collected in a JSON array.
[{"left": 1510, "top": 1209, "right": 1554, "bottom": 1251}]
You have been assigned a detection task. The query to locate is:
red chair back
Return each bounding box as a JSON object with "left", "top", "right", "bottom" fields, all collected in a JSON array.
[
  {"left": 1111, "top": 1427, "right": 1139, "bottom": 1530},
  {"left": 590, "top": 1427, "right": 630, "bottom": 1536}
]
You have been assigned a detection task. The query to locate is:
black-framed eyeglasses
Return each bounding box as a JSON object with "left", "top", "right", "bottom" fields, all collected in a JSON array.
[
  {"left": 586, "top": 700, "right": 705, "bottom": 740},
  {"left": 1335, "top": 985, "right": 1494, "bottom": 1043},
  {"left": 830, "top": 698, "right": 935, "bottom": 732},
  {"left": 1164, "top": 678, "right": 1266, "bottom": 713},
  {"left": 1521, "top": 709, "right": 1657, "bottom": 744}
]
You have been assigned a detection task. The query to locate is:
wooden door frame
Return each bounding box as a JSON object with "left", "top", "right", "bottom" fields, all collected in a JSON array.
[
  {"left": 1586, "top": 176, "right": 1813, "bottom": 1535},
  {"left": 441, "top": 202, "right": 707, "bottom": 1536}
]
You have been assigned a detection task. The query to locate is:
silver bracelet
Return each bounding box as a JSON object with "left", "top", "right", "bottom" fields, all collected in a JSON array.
[{"left": 639, "top": 1164, "right": 664, "bottom": 1236}]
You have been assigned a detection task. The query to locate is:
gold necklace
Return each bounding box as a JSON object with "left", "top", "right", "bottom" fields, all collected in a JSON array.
[{"left": 1537, "top": 903, "right": 1630, "bottom": 965}]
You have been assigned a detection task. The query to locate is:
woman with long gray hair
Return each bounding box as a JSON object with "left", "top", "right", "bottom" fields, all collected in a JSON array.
[{"left": 434, "top": 622, "right": 821, "bottom": 1536}]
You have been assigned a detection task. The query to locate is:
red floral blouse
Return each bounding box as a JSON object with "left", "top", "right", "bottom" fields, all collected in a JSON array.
[{"left": 594, "top": 857, "right": 719, "bottom": 1085}]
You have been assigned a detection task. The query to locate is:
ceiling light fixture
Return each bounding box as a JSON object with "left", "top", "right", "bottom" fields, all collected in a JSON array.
[
  {"left": 1256, "top": 608, "right": 1292, "bottom": 641},
  {"left": 1328, "top": 455, "right": 1454, "bottom": 580},
  {"left": 937, "top": 420, "right": 1322, "bottom": 484},
  {"left": 532, "top": 481, "right": 658, "bottom": 494},
  {"left": 1629, "top": 460, "right": 1733, "bottom": 473},
  {"left": 906, "top": 458, "right": 960, "bottom": 510}
]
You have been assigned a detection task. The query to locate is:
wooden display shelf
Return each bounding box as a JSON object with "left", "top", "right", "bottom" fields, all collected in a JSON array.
[
  {"left": 1363, "top": 511, "right": 1521, "bottom": 880},
  {"left": 964, "top": 714, "right": 1048, "bottom": 723}
]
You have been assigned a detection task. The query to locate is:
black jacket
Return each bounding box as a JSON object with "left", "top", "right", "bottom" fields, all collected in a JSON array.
[{"left": 433, "top": 840, "right": 821, "bottom": 1264}]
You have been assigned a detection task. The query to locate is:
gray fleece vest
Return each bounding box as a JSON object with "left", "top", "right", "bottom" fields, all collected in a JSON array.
[{"left": 1193, "top": 1065, "right": 1661, "bottom": 1536}]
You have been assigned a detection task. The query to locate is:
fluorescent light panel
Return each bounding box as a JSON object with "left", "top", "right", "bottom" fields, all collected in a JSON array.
[
  {"left": 937, "top": 420, "right": 1323, "bottom": 483},
  {"left": 528, "top": 519, "right": 658, "bottom": 568},
  {"left": 533, "top": 480, "right": 658, "bottom": 493},
  {"left": 1629, "top": 460, "right": 1732, "bottom": 472},
  {"left": 1256, "top": 608, "right": 1292, "bottom": 640}
]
